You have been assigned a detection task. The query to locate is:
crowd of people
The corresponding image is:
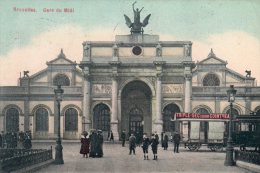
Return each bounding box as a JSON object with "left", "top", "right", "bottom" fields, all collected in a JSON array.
[
  {"left": 0, "top": 131, "right": 32, "bottom": 149},
  {"left": 79, "top": 129, "right": 181, "bottom": 160}
]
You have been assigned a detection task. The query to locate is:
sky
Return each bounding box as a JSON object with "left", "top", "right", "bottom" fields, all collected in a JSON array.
[{"left": 0, "top": 0, "right": 259, "bottom": 86}]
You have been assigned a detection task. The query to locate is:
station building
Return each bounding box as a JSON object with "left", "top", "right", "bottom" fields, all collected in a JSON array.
[{"left": 0, "top": 28, "right": 259, "bottom": 140}]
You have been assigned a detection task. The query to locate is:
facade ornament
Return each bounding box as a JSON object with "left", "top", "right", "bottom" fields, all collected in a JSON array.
[
  {"left": 207, "top": 48, "right": 216, "bottom": 58},
  {"left": 184, "top": 44, "right": 191, "bottom": 57},
  {"left": 113, "top": 43, "right": 119, "bottom": 57},
  {"left": 58, "top": 49, "right": 66, "bottom": 59},
  {"left": 245, "top": 70, "right": 251, "bottom": 78},
  {"left": 83, "top": 43, "right": 91, "bottom": 57},
  {"left": 156, "top": 43, "right": 162, "bottom": 57},
  {"left": 23, "top": 71, "right": 29, "bottom": 78},
  {"left": 185, "top": 74, "right": 192, "bottom": 80},
  {"left": 124, "top": 1, "right": 151, "bottom": 34}
]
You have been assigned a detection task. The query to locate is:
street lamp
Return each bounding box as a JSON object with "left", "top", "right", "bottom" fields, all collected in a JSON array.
[
  {"left": 54, "top": 85, "right": 64, "bottom": 164},
  {"left": 224, "top": 85, "right": 237, "bottom": 166}
]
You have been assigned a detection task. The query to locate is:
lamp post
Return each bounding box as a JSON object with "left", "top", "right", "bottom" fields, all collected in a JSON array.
[
  {"left": 224, "top": 85, "right": 237, "bottom": 166},
  {"left": 54, "top": 85, "right": 64, "bottom": 164}
]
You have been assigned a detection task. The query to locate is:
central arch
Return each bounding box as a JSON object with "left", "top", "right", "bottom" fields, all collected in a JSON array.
[{"left": 121, "top": 80, "right": 152, "bottom": 137}]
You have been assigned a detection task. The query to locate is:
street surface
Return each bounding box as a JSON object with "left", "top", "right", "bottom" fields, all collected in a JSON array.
[{"left": 33, "top": 141, "right": 252, "bottom": 173}]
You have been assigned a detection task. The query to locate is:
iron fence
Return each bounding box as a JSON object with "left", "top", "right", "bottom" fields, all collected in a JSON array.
[
  {"left": 235, "top": 150, "right": 260, "bottom": 165},
  {"left": 0, "top": 148, "right": 52, "bottom": 172}
]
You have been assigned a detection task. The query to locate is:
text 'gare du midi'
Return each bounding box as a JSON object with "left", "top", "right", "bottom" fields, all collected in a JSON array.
[{"left": 0, "top": 3, "right": 260, "bottom": 143}]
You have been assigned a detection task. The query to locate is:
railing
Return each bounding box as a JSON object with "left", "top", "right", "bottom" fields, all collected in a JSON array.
[
  {"left": 235, "top": 150, "right": 260, "bottom": 165},
  {"left": 0, "top": 148, "right": 53, "bottom": 172}
]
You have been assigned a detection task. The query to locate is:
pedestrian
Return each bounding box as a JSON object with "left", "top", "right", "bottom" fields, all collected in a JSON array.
[
  {"left": 23, "top": 131, "right": 32, "bottom": 149},
  {"left": 129, "top": 133, "right": 136, "bottom": 155},
  {"left": 173, "top": 131, "right": 181, "bottom": 153},
  {"left": 150, "top": 133, "right": 159, "bottom": 160},
  {"left": 121, "top": 130, "right": 126, "bottom": 147},
  {"left": 161, "top": 132, "right": 164, "bottom": 148},
  {"left": 89, "top": 130, "right": 98, "bottom": 158},
  {"left": 142, "top": 133, "right": 150, "bottom": 160},
  {"left": 96, "top": 130, "right": 104, "bottom": 157},
  {"left": 107, "top": 130, "right": 114, "bottom": 142},
  {"left": 80, "top": 131, "right": 90, "bottom": 158},
  {"left": 162, "top": 133, "right": 169, "bottom": 150}
]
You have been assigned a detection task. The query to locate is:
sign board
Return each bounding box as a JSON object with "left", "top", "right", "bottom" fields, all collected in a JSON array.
[{"left": 174, "top": 113, "right": 230, "bottom": 120}]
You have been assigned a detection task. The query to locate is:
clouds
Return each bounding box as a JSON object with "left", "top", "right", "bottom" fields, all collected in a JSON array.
[{"left": 0, "top": 25, "right": 259, "bottom": 86}]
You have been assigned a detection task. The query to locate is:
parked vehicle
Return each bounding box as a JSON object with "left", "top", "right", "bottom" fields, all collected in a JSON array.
[
  {"left": 175, "top": 113, "right": 229, "bottom": 151},
  {"left": 232, "top": 115, "right": 260, "bottom": 151}
]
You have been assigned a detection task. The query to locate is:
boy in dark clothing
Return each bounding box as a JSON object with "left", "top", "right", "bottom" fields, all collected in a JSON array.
[
  {"left": 150, "top": 134, "right": 159, "bottom": 160},
  {"left": 142, "top": 134, "right": 150, "bottom": 160}
]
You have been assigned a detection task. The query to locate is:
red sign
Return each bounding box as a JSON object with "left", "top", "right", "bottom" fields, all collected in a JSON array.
[{"left": 174, "top": 113, "right": 230, "bottom": 119}]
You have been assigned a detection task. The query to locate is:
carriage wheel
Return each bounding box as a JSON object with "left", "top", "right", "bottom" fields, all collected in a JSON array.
[
  {"left": 188, "top": 143, "right": 200, "bottom": 151},
  {"left": 210, "top": 145, "right": 223, "bottom": 152}
]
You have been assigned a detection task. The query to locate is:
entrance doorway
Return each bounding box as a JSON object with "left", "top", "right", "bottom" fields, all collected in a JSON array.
[
  {"left": 129, "top": 107, "right": 143, "bottom": 134},
  {"left": 121, "top": 80, "right": 152, "bottom": 137}
]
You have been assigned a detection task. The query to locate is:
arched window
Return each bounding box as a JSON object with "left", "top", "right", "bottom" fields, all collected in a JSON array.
[
  {"left": 53, "top": 74, "right": 70, "bottom": 86},
  {"left": 35, "top": 108, "right": 48, "bottom": 132},
  {"left": 93, "top": 104, "right": 110, "bottom": 131},
  {"left": 203, "top": 73, "right": 220, "bottom": 86},
  {"left": 65, "top": 108, "right": 78, "bottom": 131},
  {"left": 163, "top": 104, "right": 180, "bottom": 132},
  {"left": 6, "top": 108, "right": 19, "bottom": 132}
]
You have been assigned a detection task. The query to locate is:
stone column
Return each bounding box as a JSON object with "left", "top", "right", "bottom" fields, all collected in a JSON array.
[
  {"left": 83, "top": 75, "right": 91, "bottom": 132},
  {"left": 184, "top": 74, "right": 192, "bottom": 113},
  {"left": 154, "top": 75, "right": 163, "bottom": 136},
  {"left": 182, "top": 62, "right": 194, "bottom": 140},
  {"left": 111, "top": 76, "right": 119, "bottom": 140}
]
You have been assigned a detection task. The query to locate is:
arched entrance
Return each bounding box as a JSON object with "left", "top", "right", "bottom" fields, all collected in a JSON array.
[
  {"left": 121, "top": 80, "right": 152, "bottom": 137},
  {"left": 93, "top": 104, "right": 111, "bottom": 136},
  {"left": 162, "top": 104, "right": 180, "bottom": 133}
]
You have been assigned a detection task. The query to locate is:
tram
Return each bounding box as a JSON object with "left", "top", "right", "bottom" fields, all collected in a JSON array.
[
  {"left": 232, "top": 115, "right": 260, "bottom": 151},
  {"left": 175, "top": 113, "right": 229, "bottom": 151}
]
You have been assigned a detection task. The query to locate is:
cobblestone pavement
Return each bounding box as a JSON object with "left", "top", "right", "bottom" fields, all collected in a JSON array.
[{"left": 34, "top": 142, "right": 252, "bottom": 173}]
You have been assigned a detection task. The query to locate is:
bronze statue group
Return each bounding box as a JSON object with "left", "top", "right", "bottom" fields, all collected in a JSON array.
[{"left": 79, "top": 129, "right": 181, "bottom": 160}]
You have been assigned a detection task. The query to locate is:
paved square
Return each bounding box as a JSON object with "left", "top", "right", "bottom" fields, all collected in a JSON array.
[{"left": 34, "top": 142, "right": 252, "bottom": 173}]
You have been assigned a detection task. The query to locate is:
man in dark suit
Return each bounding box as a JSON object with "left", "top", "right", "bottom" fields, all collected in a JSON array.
[
  {"left": 121, "top": 130, "right": 126, "bottom": 147},
  {"left": 173, "top": 131, "right": 181, "bottom": 153}
]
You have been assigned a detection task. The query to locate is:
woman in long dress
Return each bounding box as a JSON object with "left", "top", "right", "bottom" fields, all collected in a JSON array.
[{"left": 80, "top": 132, "right": 90, "bottom": 158}]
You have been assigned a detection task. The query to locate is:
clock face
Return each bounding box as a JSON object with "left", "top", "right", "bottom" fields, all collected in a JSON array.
[{"left": 132, "top": 46, "right": 142, "bottom": 56}]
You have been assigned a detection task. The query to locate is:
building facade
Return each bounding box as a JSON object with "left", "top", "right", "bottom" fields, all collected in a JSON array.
[{"left": 0, "top": 32, "right": 260, "bottom": 140}]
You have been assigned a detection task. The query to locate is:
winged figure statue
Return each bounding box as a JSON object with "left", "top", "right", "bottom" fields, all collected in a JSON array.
[{"left": 124, "top": 2, "right": 151, "bottom": 34}]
